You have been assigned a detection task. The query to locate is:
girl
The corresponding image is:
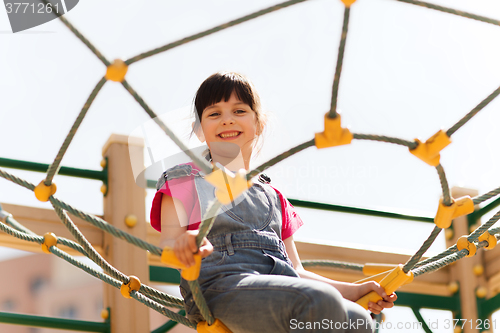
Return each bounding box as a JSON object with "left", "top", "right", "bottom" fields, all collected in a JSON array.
[{"left": 150, "top": 72, "right": 396, "bottom": 332}]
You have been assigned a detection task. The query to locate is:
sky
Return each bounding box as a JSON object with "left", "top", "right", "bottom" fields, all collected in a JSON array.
[{"left": 1, "top": 0, "right": 500, "bottom": 331}]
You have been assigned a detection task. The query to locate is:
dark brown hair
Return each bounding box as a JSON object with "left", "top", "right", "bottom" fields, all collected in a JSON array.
[{"left": 192, "top": 72, "right": 264, "bottom": 134}]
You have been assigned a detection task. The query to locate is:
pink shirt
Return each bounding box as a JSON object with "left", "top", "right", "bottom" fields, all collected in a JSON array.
[{"left": 150, "top": 163, "right": 303, "bottom": 240}]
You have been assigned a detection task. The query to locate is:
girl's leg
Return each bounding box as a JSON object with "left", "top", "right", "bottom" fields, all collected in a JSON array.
[{"left": 200, "top": 274, "right": 373, "bottom": 333}]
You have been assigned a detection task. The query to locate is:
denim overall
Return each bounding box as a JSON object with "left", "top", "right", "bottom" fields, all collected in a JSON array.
[{"left": 161, "top": 164, "right": 373, "bottom": 333}]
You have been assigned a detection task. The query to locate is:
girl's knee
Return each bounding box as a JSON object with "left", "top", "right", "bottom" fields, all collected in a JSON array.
[
  {"left": 345, "top": 302, "right": 373, "bottom": 333},
  {"left": 295, "top": 281, "right": 348, "bottom": 323}
]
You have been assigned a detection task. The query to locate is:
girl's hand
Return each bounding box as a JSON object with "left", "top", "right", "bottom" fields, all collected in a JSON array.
[
  {"left": 174, "top": 230, "right": 213, "bottom": 268},
  {"left": 355, "top": 281, "right": 397, "bottom": 314}
]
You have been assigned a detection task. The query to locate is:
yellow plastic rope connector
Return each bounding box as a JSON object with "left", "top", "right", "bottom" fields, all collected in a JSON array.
[
  {"left": 434, "top": 196, "right": 474, "bottom": 229},
  {"left": 456, "top": 236, "right": 477, "bottom": 257},
  {"left": 356, "top": 264, "right": 413, "bottom": 310},
  {"left": 409, "top": 130, "right": 451, "bottom": 166},
  {"left": 355, "top": 270, "right": 392, "bottom": 285},
  {"left": 340, "top": 0, "right": 356, "bottom": 7},
  {"left": 314, "top": 113, "right": 352, "bottom": 149},
  {"left": 34, "top": 181, "right": 57, "bottom": 202},
  {"left": 362, "top": 263, "right": 398, "bottom": 276},
  {"left": 204, "top": 167, "right": 252, "bottom": 205},
  {"left": 197, "top": 319, "right": 232, "bottom": 333},
  {"left": 120, "top": 275, "right": 141, "bottom": 299},
  {"left": 105, "top": 59, "right": 128, "bottom": 82},
  {"left": 41, "top": 232, "right": 58, "bottom": 254},
  {"left": 161, "top": 247, "right": 202, "bottom": 281},
  {"left": 479, "top": 231, "right": 497, "bottom": 250}
]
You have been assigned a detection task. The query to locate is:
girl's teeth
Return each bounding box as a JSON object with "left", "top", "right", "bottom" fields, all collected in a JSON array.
[{"left": 220, "top": 132, "right": 239, "bottom": 138}]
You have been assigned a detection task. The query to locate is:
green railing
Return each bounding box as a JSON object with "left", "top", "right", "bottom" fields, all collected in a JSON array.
[
  {"left": 151, "top": 310, "right": 185, "bottom": 333},
  {"left": 0, "top": 157, "right": 107, "bottom": 182},
  {"left": 0, "top": 311, "right": 110, "bottom": 332}
]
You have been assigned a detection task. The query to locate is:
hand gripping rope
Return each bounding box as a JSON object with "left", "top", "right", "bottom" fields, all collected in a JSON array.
[
  {"left": 161, "top": 247, "right": 202, "bottom": 281},
  {"left": 356, "top": 264, "right": 414, "bottom": 310}
]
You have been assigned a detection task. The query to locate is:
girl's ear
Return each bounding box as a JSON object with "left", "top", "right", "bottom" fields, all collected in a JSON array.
[
  {"left": 256, "top": 118, "right": 265, "bottom": 136},
  {"left": 192, "top": 122, "right": 205, "bottom": 142}
]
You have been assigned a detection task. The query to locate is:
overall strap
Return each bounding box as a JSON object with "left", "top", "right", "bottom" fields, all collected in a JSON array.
[{"left": 156, "top": 164, "right": 196, "bottom": 190}]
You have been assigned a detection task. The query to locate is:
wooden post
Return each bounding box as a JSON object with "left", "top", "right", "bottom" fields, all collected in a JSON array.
[
  {"left": 102, "top": 134, "right": 149, "bottom": 333},
  {"left": 448, "top": 187, "right": 480, "bottom": 333}
]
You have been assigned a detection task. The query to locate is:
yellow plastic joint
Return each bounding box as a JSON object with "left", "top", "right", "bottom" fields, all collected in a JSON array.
[
  {"left": 105, "top": 59, "right": 128, "bottom": 82},
  {"left": 356, "top": 264, "right": 413, "bottom": 310},
  {"left": 204, "top": 167, "right": 252, "bottom": 205},
  {"left": 479, "top": 231, "right": 497, "bottom": 250},
  {"left": 362, "top": 263, "right": 398, "bottom": 276},
  {"left": 197, "top": 319, "right": 232, "bottom": 333},
  {"left": 161, "top": 247, "right": 202, "bottom": 281},
  {"left": 340, "top": 0, "right": 357, "bottom": 7},
  {"left": 314, "top": 113, "right": 352, "bottom": 149},
  {"left": 42, "top": 232, "right": 58, "bottom": 254},
  {"left": 34, "top": 181, "right": 57, "bottom": 202},
  {"left": 434, "top": 196, "right": 474, "bottom": 229},
  {"left": 409, "top": 130, "right": 451, "bottom": 166},
  {"left": 120, "top": 276, "right": 141, "bottom": 299},
  {"left": 456, "top": 236, "right": 477, "bottom": 257}
]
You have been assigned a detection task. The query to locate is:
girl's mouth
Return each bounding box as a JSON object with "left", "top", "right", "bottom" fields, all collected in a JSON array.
[{"left": 218, "top": 131, "right": 241, "bottom": 139}]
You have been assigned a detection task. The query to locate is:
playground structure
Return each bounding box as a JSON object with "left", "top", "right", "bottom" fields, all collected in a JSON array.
[{"left": 2, "top": 0, "right": 500, "bottom": 332}]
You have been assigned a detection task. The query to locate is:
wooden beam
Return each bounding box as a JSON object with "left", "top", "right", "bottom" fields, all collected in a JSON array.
[
  {"left": 0, "top": 202, "right": 104, "bottom": 255},
  {"left": 449, "top": 187, "right": 481, "bottom": 333},
  {"left": 102, "top": 134, "right": 149, "bottom": 333}
]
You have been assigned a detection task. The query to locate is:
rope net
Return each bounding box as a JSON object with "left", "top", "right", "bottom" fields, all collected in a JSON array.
[{"left": 2, "top": 0, "right": 500, "bottom": 330}]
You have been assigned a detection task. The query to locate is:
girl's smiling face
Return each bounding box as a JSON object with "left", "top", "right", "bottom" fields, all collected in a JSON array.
[{"left": 197, "top": 92, "right": 261, "bottom": 162}]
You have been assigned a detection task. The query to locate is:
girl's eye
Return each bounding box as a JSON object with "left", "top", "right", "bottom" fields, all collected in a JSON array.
[
  {"left": 235, "top": 109, "right": 246, "bottom": 114},
  {"left": 208, "top": 112, "right": 220, "bottom": 117}
]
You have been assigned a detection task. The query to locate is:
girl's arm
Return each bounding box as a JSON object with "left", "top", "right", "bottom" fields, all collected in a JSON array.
[
  {"left": 283, "top": 235, "right": 396, "bottom": 314},
  {"left": 159, "top": 194, "right": 213, "bottom": 268}
]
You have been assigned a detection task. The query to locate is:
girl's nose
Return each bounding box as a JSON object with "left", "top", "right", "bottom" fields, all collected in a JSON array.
[{"left": 222, "top": 115, "right": 235, "bottom": 125}]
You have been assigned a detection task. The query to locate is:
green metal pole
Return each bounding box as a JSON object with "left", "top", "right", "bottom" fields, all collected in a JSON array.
[
  {"left": 287, "top": 198, "right": 435, "bottom": 223},
  {"left": 474, "top": 196, "right": 500, "bottom": 219},
  {"left": 147, "top": 180, "right": 434, "bottom": 223},
  {"left": 151, "top": 310, "right": 186, "bottom": 333},
  {"left": 0, "top": 312, "right": 110, "bottom": 332},
  {"left": 0, "top": 157, "right": 107, "bottom": 182}
]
